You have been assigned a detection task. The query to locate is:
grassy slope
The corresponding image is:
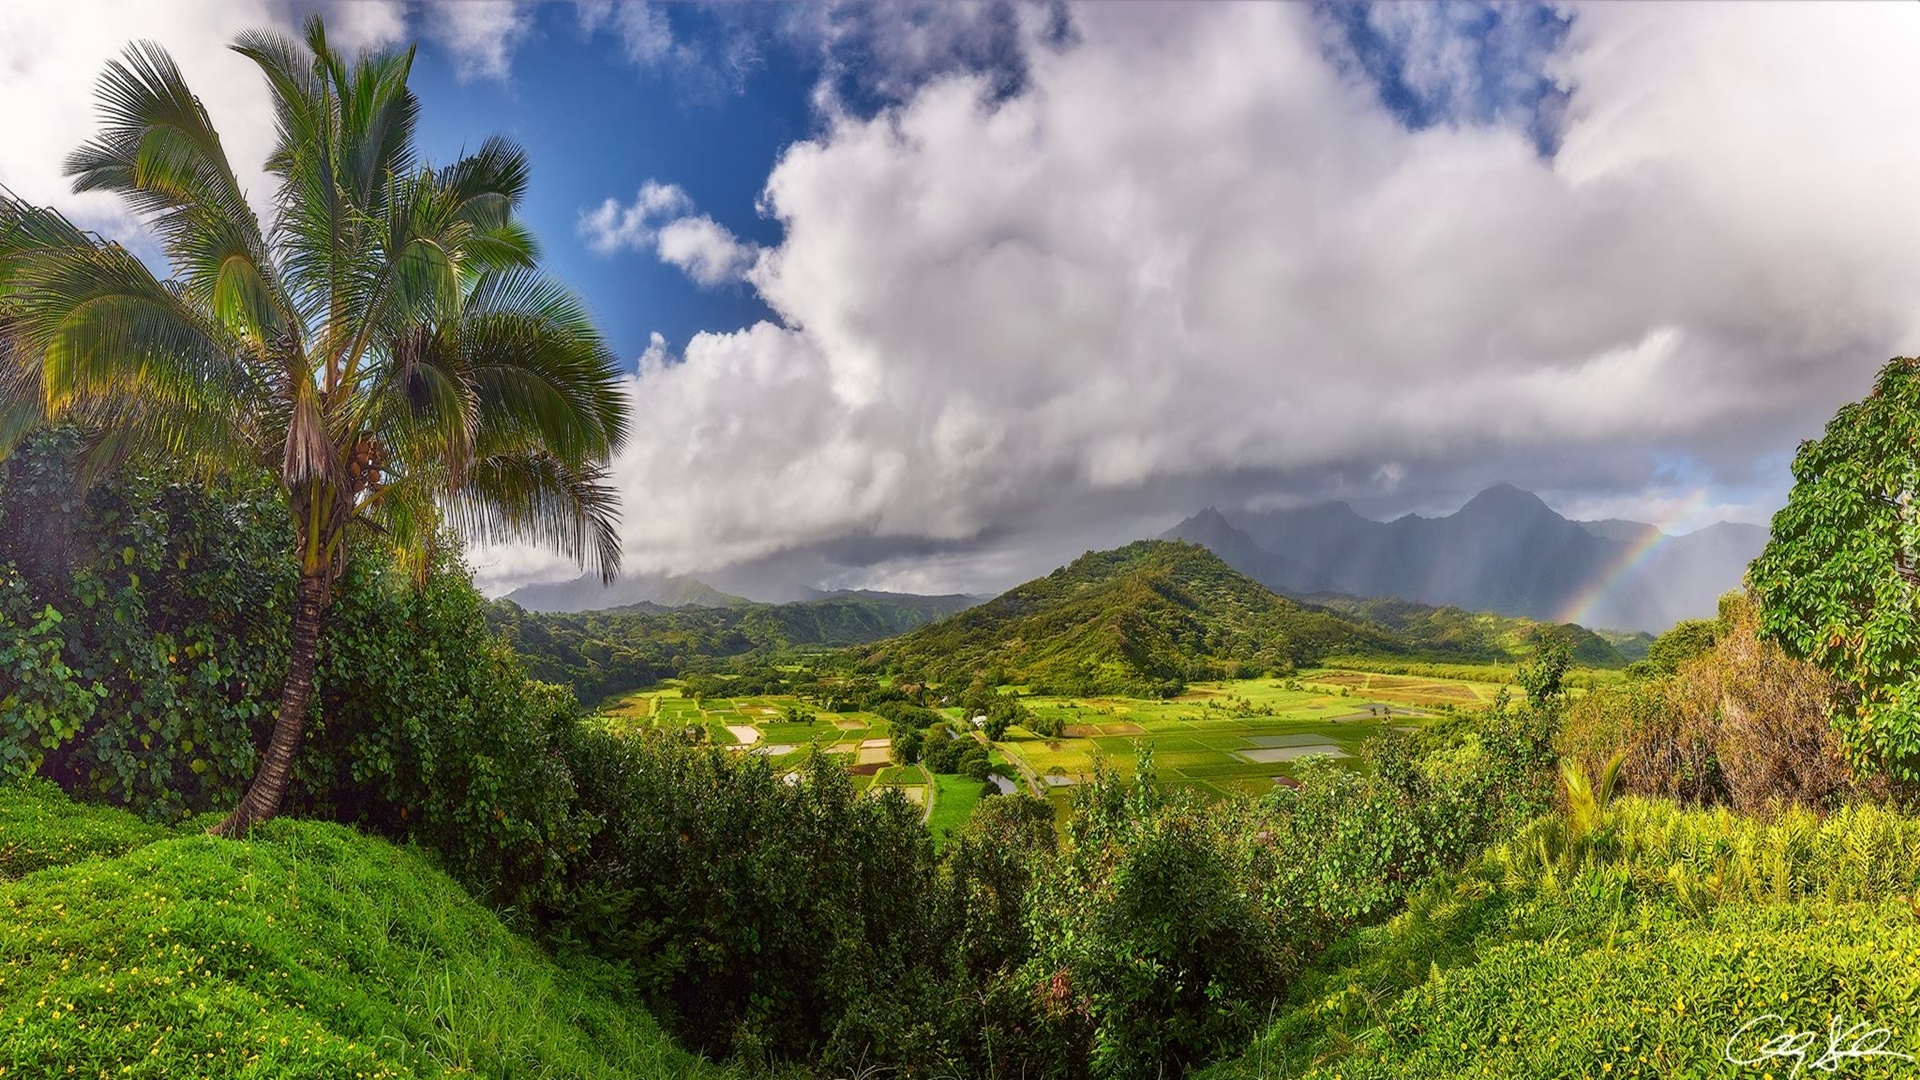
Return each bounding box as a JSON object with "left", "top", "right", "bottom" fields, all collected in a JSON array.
[
  {"left": 0, "top": 782, "right": 722, "bottom": 1080},
  {"left": 1204, "top": 798, "right": 1920, "bottom": 1080}
]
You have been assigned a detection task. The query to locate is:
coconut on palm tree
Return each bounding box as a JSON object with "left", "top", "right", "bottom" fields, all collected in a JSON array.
[{"left": 0, "top": 18, "right": 630, "bottom": 836}]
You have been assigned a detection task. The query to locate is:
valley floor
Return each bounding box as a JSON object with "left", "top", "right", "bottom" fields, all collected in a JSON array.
[{"left": 595, "top": 667, "right": 1490, "bottom": 826}]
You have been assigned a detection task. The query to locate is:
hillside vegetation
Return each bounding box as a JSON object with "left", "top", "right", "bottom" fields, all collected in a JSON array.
[
  {"left": 1207, "top": 798, "right": 1920, "bottom": 1079},
  {"left": 860, "top": 540, "right": 1486, "bottom": 696},
  {"left": 0, "top": 782, "right": 720, "bottom": 1080},
  {"left": 1311, "top": 595, "right": 1632, "bottom": 667},
  {"left": 489, "top": 591, "right": 977, "bottom": 706}
]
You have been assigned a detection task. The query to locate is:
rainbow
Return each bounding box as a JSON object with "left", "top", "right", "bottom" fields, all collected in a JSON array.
[{"left": 1555, "top": 488, "right": 1713, "bottom": 628}]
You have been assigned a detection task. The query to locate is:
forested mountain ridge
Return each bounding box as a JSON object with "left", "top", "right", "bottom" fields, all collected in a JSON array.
[
  {"left": 503, "top": 571, "right": 753, "bottom": 612},
  {"left": 855, "top": 540, "right": 1411, "bottom": 696},
  {"left": 1311, "top": 595, "right": 1629, "bottom": 666},
  {"left": 488, "top": 590, "right": 978, "bottom": 706}
]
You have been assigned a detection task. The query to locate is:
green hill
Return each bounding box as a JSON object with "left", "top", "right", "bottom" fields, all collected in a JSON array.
[
  {"left": 1310, "top": 595, "right": 1631, "bottom": 666},
  {"left": 0, "top": 782, "right": 719, "bottom": 1080},
  {"left": 857, "top": 540, "right": 1409, "bottom": 695}
]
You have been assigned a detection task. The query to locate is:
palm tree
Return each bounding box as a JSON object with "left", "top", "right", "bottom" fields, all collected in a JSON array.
[{"left": 0, "top": 18, "right": 629, "bottom": 836}]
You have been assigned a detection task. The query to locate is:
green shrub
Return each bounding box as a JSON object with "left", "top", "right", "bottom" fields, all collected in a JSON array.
[
  {"left": 0, "top": 432, "right": 295, "bottom": 820},
  {"left": 0, "top": 784, "right": 723, "bottom": 1080},
  {"left": 552, "top": 729, "right": 946, "bottom": 1071},
  {"left": 294, "top": 553, "right": 590, "bottom": 913},
  {"left": 990, "top": 715, "right": 1560, "bottom": 1080},
  {"left": 1026, "top": 773, "right": 1291, "bottom": 1078},
  {"left": 0, "top": 435, "right": 586, "bottom": 911},
  {"left": 1643, "top": 617, "right": 1718, "bottom": 674}
]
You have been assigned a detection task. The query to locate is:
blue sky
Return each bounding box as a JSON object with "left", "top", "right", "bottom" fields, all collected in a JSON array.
[
  {"left": 405, "top": 4, "right": 805, "bottom": 359},
  {"left": 4, "top": 1, "right": 1918, "bottom": 601}
]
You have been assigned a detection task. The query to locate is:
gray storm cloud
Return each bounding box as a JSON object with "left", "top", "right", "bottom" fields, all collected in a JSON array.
[
  {"left": 489, "top": 1, "right": 1920, "bottom": 594},
  {"left": 3, "top": 2, "right": 1914, "bottom": 597}
]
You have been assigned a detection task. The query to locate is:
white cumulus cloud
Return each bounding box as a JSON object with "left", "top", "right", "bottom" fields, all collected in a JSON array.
[
  {"left": 514, "top": 1, "right": 1920, "bottom": 595},
  {"left": 578, "top": 181, "right": 757, "bottom": 286},
  {"left": 423, "top": 0, "right": 533, "bottom": 81}
]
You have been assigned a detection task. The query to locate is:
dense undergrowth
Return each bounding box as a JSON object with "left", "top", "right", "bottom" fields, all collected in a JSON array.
[
  {"left": 0, "top": 782, "right": 723, "bottom": 1080},
  {"left": 1208, "top": 798, "right": 1920, "bottom": 1079}
]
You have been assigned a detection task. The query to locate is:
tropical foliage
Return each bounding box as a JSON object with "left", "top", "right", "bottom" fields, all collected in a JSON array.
[
  {"left": 0, "top": 432, "right": 585, "bottom": 910},
  {"left": 0, "top": 18, "right": 628, "bottom": 831},
  {"left": 1753, "top": 356, "right": 1920, "bottom": 781}
]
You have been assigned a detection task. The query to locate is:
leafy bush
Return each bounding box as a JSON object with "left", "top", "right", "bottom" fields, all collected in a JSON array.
[
  {"left": 1643, "top": 616, "right": 1717, "bottom": 674},
  {"left": 0, "top": 782, "right": 722, "bottom": 1080},
  {"left": 1033, "top": 769, "right": 1293, "bottom": 1078},
  {"left": 551, "top": 729, "right": 947, "bottom": 1071},
  {"left": 0, "top": 433, "right": 583, "bottom": 910},
  {"left": 0, "top": 431, "right": 294, "bottom": 820},
  {"left": 293, "top": 553, "right": 591, "bottom": 913},
  {"left": 964, "top": 711, "right": 1563, "bottom": 1080}
]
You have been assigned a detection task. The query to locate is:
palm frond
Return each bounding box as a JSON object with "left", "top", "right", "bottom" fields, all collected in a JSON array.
[
  {"left": 64, "top": 41, "right": 293, "bottom": 345},
  {"left": 459, "top": 268, "right": 630, "bottom": 457},
  {"left": 442, "top": 449, "right": 623, "bottom": 582}
]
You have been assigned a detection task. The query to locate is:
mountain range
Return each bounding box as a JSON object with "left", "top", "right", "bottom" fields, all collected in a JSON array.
[
  {"left": 489, "top": 589, "right": 981, "bottom": 707},
  {"left": 502, "top": 571, "right": 751, "bottom": 612},
  {"left": 1163, "top": 483, "right": 1765, "bottom": 632}
]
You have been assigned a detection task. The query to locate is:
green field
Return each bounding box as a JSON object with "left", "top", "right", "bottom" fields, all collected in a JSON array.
[
  {"left": 998, "top": 676, "right": 1444, "bottom": 812},
  {"left": 593, "top": 687, "right": 902, "bottom": 785},
  {"left": 591, "top": 667, "right": 1525, "bottom": 830}
]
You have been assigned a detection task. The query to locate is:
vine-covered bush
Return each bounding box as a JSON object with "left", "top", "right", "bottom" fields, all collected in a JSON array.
[
  {"left": 0, "top": 432, "right": 581, "bottom": 910},
  {"left": 295, "top": 553, "right": 591, "bottom": 912},
  {"left": 0, "top": 430, "right": 294, "bottom": 819}
]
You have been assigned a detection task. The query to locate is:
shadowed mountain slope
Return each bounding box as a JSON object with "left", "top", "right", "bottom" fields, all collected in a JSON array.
[{"left": 1165, "top": 484, "right": 1764, "bottom": 632}]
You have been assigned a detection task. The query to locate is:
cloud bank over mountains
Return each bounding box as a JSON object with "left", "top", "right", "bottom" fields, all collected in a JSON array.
[
  {"left": 547, "top": 1, "right": 1920, "bottom": 596},
  {"left": 5, "top": 2, "right": 1918, "bottom": 601}
]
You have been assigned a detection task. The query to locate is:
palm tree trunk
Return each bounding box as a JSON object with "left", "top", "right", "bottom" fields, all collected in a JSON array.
[{"left": 210, "top": 571, "right": 329, "bottom": 836}]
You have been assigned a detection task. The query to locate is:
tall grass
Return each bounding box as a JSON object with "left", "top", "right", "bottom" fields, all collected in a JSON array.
[
  {"left": 1490, "top": 796, "right": 1920, "bottom": 906},
  {"left": 1213, "top": 794, "right": 1920, "bottom": 1079}
]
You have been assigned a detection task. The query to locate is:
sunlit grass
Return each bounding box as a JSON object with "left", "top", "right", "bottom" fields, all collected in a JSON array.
[{"left": 0, "top": 784, "right": 726, "bottom": 1080}]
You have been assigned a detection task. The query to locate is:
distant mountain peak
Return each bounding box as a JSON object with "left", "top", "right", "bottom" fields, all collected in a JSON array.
[
  {"left": 1458, "top": 482, "right": 1555, "bottom": 519},
  {"left": 1165, "top": 483, "right": 1766, "bottom": 632}
]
